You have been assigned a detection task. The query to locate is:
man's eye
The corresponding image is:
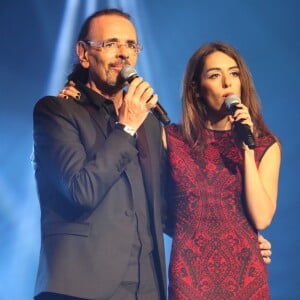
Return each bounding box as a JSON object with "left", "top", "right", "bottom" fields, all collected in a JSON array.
[
  {"left": 127, "top": 43, "right": 136, "bottom": 49},
  {"left": 104, "top": 42, "right": 116, "bottom": 48}
]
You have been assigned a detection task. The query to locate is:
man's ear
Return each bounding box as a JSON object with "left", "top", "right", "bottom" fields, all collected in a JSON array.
[{"left": 76, "top": 41, "right": 89, "bottom": 68}]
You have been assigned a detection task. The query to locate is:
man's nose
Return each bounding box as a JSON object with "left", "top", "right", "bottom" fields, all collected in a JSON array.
[{"left": 116, "top": 44, "right": 129, "bottom": 58}]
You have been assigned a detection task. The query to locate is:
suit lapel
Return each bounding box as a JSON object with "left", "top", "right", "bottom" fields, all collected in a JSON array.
[
  {"left": 83, "top": 104, "right": 110, "bottom": 138},
  {"left": 137, "top": 125, "right": 154, "bottom": 211},
  {"left": 77, "top": 81, "right": 155, "bottom": 210},
  {"left": 76, "top": 82, "right": 116, "bottom": 138}
]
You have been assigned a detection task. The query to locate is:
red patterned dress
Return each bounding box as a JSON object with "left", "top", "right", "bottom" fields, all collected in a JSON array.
[{"left": 166, "top": 124, "right": 276, "bottom": 300}]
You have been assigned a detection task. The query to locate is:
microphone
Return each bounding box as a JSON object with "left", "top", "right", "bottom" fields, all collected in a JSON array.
[
  {"left": 225, "top": 94, "right": 256, "bottom": 149},
  {"left": 120, "top": 66, "right": 170, "bottom": 126}
]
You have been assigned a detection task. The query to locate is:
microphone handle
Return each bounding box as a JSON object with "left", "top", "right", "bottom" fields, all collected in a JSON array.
[
  {"left": 235, "top": 122, "right": 256, "bottom": 149},
  {"left": 127, "top": 74, "right": 170, "bottom": 126},
  {"left": 151, "top": 103, "right": 170, "bottom": 126},
  {"left": 228, "top": 104, "right": 255, "bottom": 149}
]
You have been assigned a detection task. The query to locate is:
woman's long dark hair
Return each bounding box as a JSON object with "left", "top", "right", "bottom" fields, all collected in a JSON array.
[{"left": 181, "top": 41, "right": 273, "bottom": 149}]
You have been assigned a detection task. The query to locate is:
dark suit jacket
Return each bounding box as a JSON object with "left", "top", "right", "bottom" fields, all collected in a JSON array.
[{"left": 33, "top": 87, "right": 167, "bottom": 299}]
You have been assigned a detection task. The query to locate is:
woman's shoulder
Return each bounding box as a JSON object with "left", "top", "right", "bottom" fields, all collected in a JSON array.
[
  {"left": 256, "top": 132, "right": 278, "bottom": 148},
  {"left": 165, "top": 123, "right": 181, "bottom": 134},
  {"left": 165, "top": 123, "right": 188, "bottom": 151},
  {"left": 255, "top": 132, "right": 280, "bottom": 162}
]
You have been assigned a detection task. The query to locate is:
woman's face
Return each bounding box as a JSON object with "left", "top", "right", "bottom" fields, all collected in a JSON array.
[{"left": 200, "top": 51, "right": 241, "bottom": 115}]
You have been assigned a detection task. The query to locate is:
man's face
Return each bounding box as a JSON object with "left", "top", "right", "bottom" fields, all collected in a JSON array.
[{"left": 79, "top": 15, "right": 139, "bottom": 92}]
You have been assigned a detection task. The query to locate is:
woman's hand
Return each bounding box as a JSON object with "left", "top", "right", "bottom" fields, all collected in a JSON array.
[
  {"left": 58, "top": 81, "right": 81, "bottom": 100},
  {"left": 229, "top": 103, "right": 254, "bottom": 133}
]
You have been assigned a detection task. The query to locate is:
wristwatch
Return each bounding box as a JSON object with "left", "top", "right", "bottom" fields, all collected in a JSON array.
[{"left": 115, "top": 122, "right": 137, "bottom": 137}]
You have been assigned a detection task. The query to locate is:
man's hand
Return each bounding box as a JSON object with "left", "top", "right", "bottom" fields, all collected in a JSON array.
[
  {"left": 58, "top": 78, "right": 157, "bottom": 132},
  {"left": 258, "top": 234, "right": 272, "bottom": 264},
  {"left": 118, "top": 76, "right": 158, "bottom": 131}
]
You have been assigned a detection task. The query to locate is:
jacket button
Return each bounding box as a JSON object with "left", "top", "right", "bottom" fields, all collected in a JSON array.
[{"left": 125, "top": 209, "right": 134, "bottom": 217}]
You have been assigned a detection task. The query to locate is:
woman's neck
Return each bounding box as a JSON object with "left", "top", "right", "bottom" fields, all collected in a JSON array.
[{"left": 206, "top": 115, "right": 232, "bottom": 131}]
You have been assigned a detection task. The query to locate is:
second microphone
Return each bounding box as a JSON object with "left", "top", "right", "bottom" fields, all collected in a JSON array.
[
  {"left": 120, "top": 66, "right": 170, "bottom": 126},
  {"left": 225, "top": 94, "right": 256, "bottom": 149}
]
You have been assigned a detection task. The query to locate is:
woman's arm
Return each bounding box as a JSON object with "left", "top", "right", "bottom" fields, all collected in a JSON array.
[{"left": 244, "top": 141, "right": 281, "bottom": 230}]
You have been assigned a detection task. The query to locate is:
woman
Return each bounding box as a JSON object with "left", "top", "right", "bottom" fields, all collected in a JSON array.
[
  {"left": 166, "top": 42, "right": 281, "bottom": 299},
  {"left": 58, "top": 41, "right": 277, "bottom": 299}
]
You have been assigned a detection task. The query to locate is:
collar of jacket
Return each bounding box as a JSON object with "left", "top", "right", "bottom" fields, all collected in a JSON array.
[{"left": 74, "top": 81, "right": 116, "bottom": 116}]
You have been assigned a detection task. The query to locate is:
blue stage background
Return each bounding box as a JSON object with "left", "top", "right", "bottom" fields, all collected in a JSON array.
[{"left": 0, "top": 1, "right": 299, "bottom": 299}]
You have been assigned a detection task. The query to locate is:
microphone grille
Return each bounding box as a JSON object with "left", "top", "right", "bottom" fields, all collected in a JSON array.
[
  {"left": 120, "top": 65, "right": 137, "bottom": 81},
  {"left": 225, "top": 94, "right": 241, "bottom": 110}
]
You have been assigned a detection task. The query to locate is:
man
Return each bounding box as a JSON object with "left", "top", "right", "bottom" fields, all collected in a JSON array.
[
  {"left": 33, "top": 8, "right": 272, "bottom": 300},
  {"left": 33, "top": 9, "right": 167, "bottom": 300}
]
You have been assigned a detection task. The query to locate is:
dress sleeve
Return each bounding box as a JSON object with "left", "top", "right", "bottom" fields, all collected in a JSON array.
[{"left": 255, "top": 134, "right": 277, "bottom": 164}]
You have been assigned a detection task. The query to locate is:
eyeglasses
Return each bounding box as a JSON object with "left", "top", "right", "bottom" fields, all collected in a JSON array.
[{"left": 83, "top": 40, "right": 143, "bottom": 53}]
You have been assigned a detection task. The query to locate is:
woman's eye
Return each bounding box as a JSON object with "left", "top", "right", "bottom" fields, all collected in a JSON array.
[
  {"left": 209, "top": 73, "right": 220, "bottom": 79},
  {"left": 231, "top": 71, "right": 240, "bottom": 77}
]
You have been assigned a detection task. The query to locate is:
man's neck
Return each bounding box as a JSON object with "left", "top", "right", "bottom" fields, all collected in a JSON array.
[{"left": 86, "top": 82, "right": 124, "bottom": 114}]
